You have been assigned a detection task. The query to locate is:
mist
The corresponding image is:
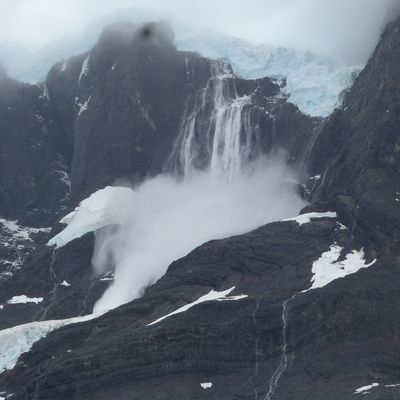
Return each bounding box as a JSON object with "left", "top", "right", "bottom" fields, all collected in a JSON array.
[
  {"left": 92, "top": 157, "right": 306, "bottom": 313},
  {"left": 1, "top": 0, "right": 399, "bottom": 64}
]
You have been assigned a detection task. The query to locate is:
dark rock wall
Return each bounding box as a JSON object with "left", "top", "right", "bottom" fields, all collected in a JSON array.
[
  {"left": 0, "top": 73, "right": 70, "bottom": 227},
  {"left": 309, "top": 16, "right": 400, "bottom": 258}
]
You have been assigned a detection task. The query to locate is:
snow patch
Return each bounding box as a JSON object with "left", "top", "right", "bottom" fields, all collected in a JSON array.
[
  {"left": 200, "top": 382, "right": 213, "bottom": 389},
  {"left": 60, "top": 280, "right": 71, "bottom": 287},
  {"left": 282, "top": 211, "right": 337, "bottom": 226},
  {"left": 40, "top": 84, "right": 49, "bottom": 100},
  {"left": 0, "top": 313, "right": 100, "bottom": 373},
  {"left": 48, "top": 186, "right": 137, "bottom": 248},
  {"left": 354, "top": 383, "right": 379, "bottom": 394},
  {"left": 78, "top": 96, "right": 91, "bottom": 116},
  {"left": 0, "top": 219, "right": 50, "bottom": 241},
  {"left": 78, "top": 55, "right": 90, "bottom": 82},
  {"left": 147, "top": 287, "right": 247, "bottom": 326},
  {"left": 7, "top": 295, "right": 43, "bottom": 305},
  {"left": 305, "top": 245, "right": 377, "bottom": 291},
  {"left": 60, "top": 61, "right": 67, "bottom": 72}
]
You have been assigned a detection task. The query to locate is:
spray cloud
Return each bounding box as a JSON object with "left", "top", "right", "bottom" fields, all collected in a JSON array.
[{"left": 92, "top": 158, "right": 306, "bottom": 312}]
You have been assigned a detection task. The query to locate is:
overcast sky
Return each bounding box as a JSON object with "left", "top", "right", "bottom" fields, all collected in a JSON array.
[{"left": 0, "top": 0, "right": 398, "bottom": 63}]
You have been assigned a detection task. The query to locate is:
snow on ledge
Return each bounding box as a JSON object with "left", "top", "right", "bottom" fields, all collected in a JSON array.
[
  {"left": 47, "top": 186, "right": 136, "bottom": 248},
  {"left": 147, "top": 287, "right": 247, "bottom": 326},
  {"left": 354, "top": 383, "right": 379, "bottom": 394},
  {"left": 78, "top": 54, "right": 90, "bottom": 82},
  {"left": 0, "top": 313, "right": 101, "bottom": 373},
  {"left": 78, "top": 96, "right": 91, "bottom": 116},
  {"left": 0, "top": 218, "right": 50, "bottom": 240},
  {"left": 282, "top": 211, "right": 337, "bottom": 226},
  {"left": 304, "top": 244, "right": 377, "bottom": 292},
  {"left": 200, "top": 382, "right": 213, "bottom": 389},
  {"left": 7, "top": 295, "right": 43, "bottom": 305}
]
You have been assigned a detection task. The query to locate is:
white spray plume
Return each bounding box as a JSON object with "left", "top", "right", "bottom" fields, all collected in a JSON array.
[{"left": 92, "top": 157, "right": 307, "bottom": 313}]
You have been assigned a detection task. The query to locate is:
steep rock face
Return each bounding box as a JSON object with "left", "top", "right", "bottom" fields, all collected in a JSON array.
[
  {"left": 0, "top": 71, "right": 70, "bottom": 227},
  {"left": 1, "top": 217, "right": 399, "bottom": 400},
  {"left": 0, "top": 22, "right": 316, "bottom": 330},
  {"left": 45, "top": 22, "right": 316, "bottom": 201},
  {"left": 310, "top": 15, "right": 400, "bottom": 257},
  {"left": 0, "top": 233, "right": 107, "bottom": 330}
]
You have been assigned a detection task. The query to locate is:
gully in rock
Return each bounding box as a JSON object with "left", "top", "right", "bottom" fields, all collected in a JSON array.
[
  {"left": 38, "top": 248, "right": 61, "bottom": 321},
  {"left": 265, "top": 293, "right": 298, "bottom": 400}
]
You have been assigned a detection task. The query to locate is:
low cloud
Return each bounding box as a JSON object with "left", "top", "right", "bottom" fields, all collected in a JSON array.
[{"left": 0, "top": 0, "right": 398, "bottom": 64}]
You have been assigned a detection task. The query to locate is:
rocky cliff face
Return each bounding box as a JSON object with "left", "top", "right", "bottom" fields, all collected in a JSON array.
[
  {"left": 44, "top": 21, "right": 316, "bottom": 203},
  {"left": 310, "top": 16, "right": 400, "bottom": 259},
  {"left": 0, "top": 21, "right": 316, "bottom": 330},
  {"left": 0, "top": 69, "right": 70, "bottom": 227},
  {"left": 0, "top": 18, "right": 400, "bottom": 400}
]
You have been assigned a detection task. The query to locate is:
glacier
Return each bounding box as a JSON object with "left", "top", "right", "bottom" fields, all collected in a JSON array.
[
  {"left": 176, "top": 34, "right": 361, "bottom": 117},
  {"left": 0, "top": 8, "right": 361, "bottom": 117},
  {"left": 0, "top": 313, "right": 100, "bottom": 373},
  {"left": 47, "top": 186, "right": 136, "bottom": 248}
]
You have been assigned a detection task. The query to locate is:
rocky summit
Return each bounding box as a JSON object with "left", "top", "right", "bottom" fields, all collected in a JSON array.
[{"left": 0, "top": 14, "right": 400, "bottom": 400}]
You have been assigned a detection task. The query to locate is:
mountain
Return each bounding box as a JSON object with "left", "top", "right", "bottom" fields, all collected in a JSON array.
[
  {"left": 0, "top": 14, "right": 400, "bottom": 400},
  {"left": 0, "top": 20, "right": 316, "bottom": 328},
  {"left": 0, "top": 8, "right": 360, "bottom": 117}
]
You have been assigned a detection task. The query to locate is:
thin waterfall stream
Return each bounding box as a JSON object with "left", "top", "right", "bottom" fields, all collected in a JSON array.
[{"left": 265, "top": 293, "right": 298, "bottom": 400}]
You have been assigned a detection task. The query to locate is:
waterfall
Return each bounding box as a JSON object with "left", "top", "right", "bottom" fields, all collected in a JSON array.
[
  {"left": 170, "top": 61, "right": 260, "bottom": 180},
  {"left": 265, "top": 294, "right": 297, "bottom": 400}
]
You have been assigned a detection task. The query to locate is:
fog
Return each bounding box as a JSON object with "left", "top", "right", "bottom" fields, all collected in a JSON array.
[
  {"left": 1, "top": 0, "right": 399, "bottom": 64},
  {"left": 92, "top": 158, "right": 306, "bottom": 313}
]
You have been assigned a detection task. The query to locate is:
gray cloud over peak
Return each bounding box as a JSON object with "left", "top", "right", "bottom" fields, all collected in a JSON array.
[{"left": 0, "top": 0, "right": 398, "bottom": 64}]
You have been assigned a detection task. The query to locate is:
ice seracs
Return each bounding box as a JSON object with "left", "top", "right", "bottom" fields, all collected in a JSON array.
[
  {"left": 176, "top": 35, "right": 360, "bottom": 117},
  {"left": 47, "top": 186, "right": 136, "bottom": 248},
  {"left": 0, "top": 314, "right": 101, "bottom": 373}
]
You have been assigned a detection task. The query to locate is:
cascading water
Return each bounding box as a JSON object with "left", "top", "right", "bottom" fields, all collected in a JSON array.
[
  {"left": 265, "top": 294, "right": 298, "bottom": 400},
  {"left": 170, "top": 61, "right": 260, "bottom": 180},
  {"left": 91, "top": 58, "right": 307, "bottom": 313}
]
